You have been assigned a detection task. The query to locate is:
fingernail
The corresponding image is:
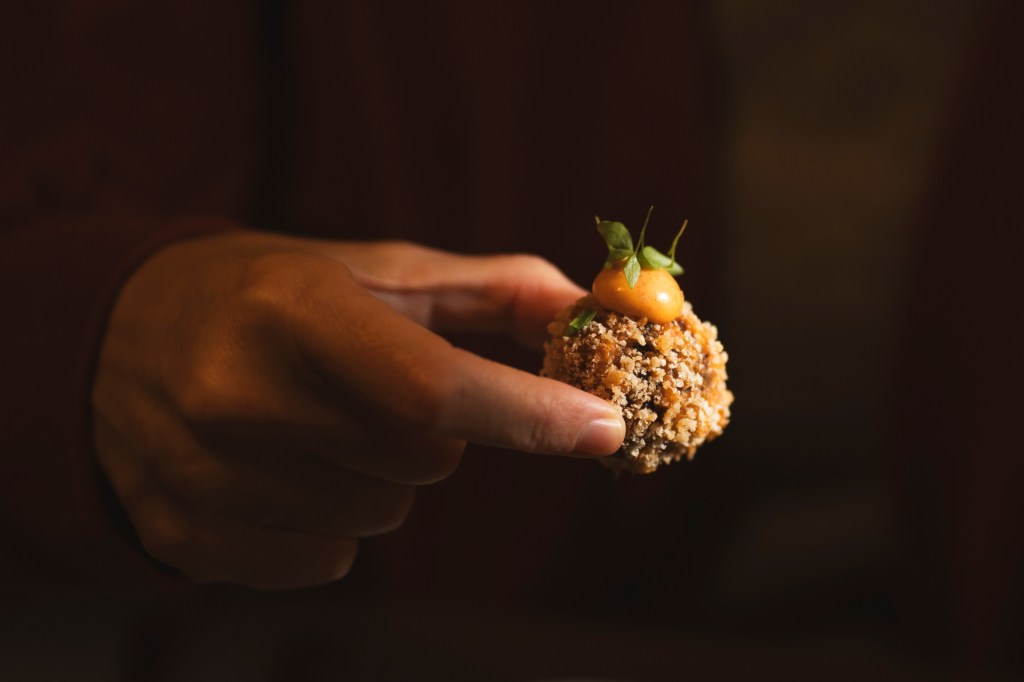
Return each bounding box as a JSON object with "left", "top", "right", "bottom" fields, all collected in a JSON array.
[{"left": 573, "top": 416, "right": 625, "bottom": 456}]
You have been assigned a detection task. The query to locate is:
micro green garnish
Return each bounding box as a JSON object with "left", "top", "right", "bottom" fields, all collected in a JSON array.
[
  {"left": 565, "top": 309, "right": 597, "bottom": 336},
  {"left": 595, "top": 207, "right": 687, "bottom": 287},
  {"left": 666, "top": 219, "right": 687, "bottom": 274},
  {"left": 595, "top": 217, "right": 634, "bottom": 266}
]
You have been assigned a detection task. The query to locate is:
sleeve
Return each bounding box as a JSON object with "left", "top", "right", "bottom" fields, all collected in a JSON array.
[{"left": 0, "top": 2, "right": 262, "bottom": 586}]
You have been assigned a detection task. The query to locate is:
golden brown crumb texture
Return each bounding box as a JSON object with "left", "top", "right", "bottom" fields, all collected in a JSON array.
[{"left": 541, "top": 295, "right": 732, "bottom": 474}]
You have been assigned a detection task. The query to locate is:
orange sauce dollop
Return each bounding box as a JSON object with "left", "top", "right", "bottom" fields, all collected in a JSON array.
[{"left": 592, "top": 266, "right": 683, "bottom": 324}]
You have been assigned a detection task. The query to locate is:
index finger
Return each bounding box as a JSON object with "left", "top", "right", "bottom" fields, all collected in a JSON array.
[{"left": 318, "top": 242, "right": 587, "bottom": 349}]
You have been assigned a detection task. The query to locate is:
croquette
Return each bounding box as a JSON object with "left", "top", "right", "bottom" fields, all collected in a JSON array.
[{"left": 542, "top": 295, "right": 732, "bottom": 474}]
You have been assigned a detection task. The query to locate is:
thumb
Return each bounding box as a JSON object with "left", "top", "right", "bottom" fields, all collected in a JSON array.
[{"left": 295, "top": 257, "right": 625, "bottom": 456}]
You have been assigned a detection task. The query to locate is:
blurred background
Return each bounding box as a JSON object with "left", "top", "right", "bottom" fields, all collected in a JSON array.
[{"left": 2, "top": 1, "right": 1021, "bottom": 680}]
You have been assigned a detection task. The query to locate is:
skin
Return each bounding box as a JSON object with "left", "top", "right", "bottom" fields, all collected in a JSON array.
[
  {"left": 92, "top": 221, "right": 626, "bottom": 590},
  {"left": 592, "top": 266, "right": 684, "bottom": 324}
]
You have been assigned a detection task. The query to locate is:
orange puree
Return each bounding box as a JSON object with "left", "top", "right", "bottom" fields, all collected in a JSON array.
[{"left": 592, "top": 266, "right": 683, "bottom": 324}]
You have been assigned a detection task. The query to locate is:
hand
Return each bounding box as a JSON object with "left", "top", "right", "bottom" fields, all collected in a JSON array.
[{"left": 91, "top": 221, "right": 625, "bottom": 589}]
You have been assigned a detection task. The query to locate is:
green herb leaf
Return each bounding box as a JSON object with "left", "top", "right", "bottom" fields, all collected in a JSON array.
[
  {"left": 594, "top": 208, "right": 686, "bottom": 278},
  {"left": 623, "top": 253, "right": 641, "bottom": 288},
  {"left": 638, "top": 245, "right": 683, "bottom": 274},
  {"left": 638, "top": 245, "right": 668, "bottom": 269},
  {"left": 636, "top": 247, "right": 654, "bottom": 270},
  {"left": 565, "top": 309, "right": 597, "bottom": 336},
  {"left": 607, "top": 247, "right": 633, "bottom": 263},
  {"left": 596, "top": 221, "right": 633, "bottom": 254}
]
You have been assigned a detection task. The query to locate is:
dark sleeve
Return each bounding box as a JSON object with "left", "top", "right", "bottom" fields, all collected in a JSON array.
[{"left": 0, "top": 2, "right": 262, "bottom": 585}]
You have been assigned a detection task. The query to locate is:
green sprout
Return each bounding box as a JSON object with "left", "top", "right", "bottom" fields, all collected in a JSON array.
[
  {"left": 594, "top": 207, "right": 686, "bottom": 288},
  {"left": 564, "top": 309, "right": 597, "bottom": 337}
]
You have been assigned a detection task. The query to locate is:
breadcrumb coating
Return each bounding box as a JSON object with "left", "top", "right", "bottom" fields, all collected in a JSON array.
[{"left": 541, "top": 295, "right": 732, "bottom": 474}]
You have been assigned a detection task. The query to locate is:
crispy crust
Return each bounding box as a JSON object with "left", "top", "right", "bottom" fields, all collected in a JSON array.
[{"left": 541, "top": 295, "right": 732, "bottom": 474}]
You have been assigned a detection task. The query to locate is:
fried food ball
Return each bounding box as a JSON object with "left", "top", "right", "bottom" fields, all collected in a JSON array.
[{"left": 541, "top": 295, "right": 732, "bottom": 474}]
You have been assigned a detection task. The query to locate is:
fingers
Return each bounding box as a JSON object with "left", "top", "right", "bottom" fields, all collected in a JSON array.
[
  {"left": 130, "top": 493, "right": 358, "bottom": 590},
  {"left": 155, "top": 445, "right": 418, "bottom": 537},
  {"left": 100, "top": 405, "right": 418, "bottom": 539},
  {"left": 295, "top": 263, "right": 625, "bottom": 457},
  {"left": 100, "top": 394, "right": 403, "bottom": 589},
  {"left": 318, "top": 241, "right": 587, "bottom": 349}
]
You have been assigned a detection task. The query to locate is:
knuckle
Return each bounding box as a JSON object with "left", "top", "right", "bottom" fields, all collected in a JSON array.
[
  {"left": 167, "top": 255, "right": 312, "bottom": 425},
  {"left": 174, "top": 359, "right": 247, "bottom": 426},
  {"left": 233, "top": 251, "right": 357, "bottom": 356},
  {"left": 236, "top": 251, "right": 355, "bottom": 331},
  {"left": 173, "top": 251, "right": 353, "bottom": 429},
  {"left": 236, "top": 252, "right": 322, "bottom": 328}
]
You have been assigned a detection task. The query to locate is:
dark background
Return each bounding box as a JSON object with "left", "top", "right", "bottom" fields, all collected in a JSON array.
[{"left": 2, "top": 1, "right": 1022, "bottom": 680}]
